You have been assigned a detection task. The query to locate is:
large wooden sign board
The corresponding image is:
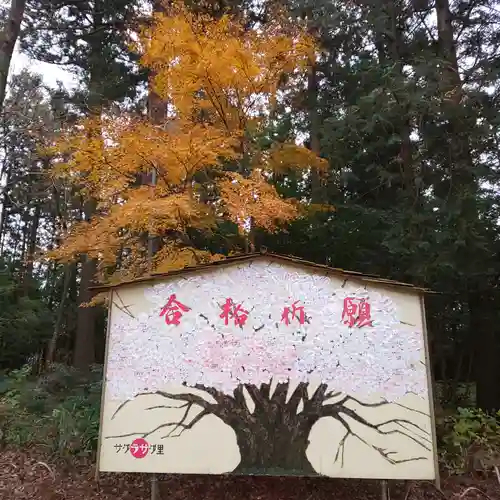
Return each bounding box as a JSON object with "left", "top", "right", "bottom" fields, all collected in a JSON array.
[{"left": 97, "top": 254, "right": 438, "bottom": 480}]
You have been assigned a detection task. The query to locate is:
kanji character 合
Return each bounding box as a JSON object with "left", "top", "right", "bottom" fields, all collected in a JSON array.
[
  {"left": 220, "top": 298, "right": 249, "bottom": 326},
  {"left": 281, "top": 300, "right": 306, "bottom": 325},
  {"left": 341, "top": 297, "right": 373, "bottom": 328},
  {"left": 159, "top": 293, "right": 191, "bottom": 325}
]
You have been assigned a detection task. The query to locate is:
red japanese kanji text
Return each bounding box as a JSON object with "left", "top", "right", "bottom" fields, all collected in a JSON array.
[
  {"left": 159, "top": 294, "right": 191, "bottom": 325},
  {"left": 281, "top": 300, "right": 306, "bottom": 325},
  {"left": 220, "top": 298, "right": 249, "bottom": 326},
  {"left": 341, "top": 297, "right": 373, "bottom": 328}
]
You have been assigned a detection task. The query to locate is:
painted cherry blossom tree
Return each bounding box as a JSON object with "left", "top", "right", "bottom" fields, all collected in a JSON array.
[{"left": 105, "top": 260, "right": 432, "bottom": 474}]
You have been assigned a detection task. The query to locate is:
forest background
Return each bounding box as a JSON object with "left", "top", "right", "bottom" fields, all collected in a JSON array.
[{"left": 1, "top": 0, "right": 500, "bottom": 495}]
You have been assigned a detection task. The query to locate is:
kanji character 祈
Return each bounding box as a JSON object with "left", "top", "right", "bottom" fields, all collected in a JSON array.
[{"left": 281, "top": 301, "right": 306, "bottom": 325}]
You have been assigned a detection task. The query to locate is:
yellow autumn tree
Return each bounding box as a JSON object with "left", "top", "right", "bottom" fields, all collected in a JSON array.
[{"left": 48, "top": 1, "right": 327, "bottom": 282}]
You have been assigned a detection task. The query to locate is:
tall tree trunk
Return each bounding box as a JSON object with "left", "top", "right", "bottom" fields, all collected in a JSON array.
[
  {"left": 434, "top": 0, "right": 497, "bottom": 410},
  {"left": 22, "top": 202, "right": 40, "bottom": 292},
  {"left": 144, "top": 0, "right": 166, "bottom": 267},
  {"left": 387, "top": 1, "right": 415, "bottom": 196},
  {"left": 0, "top": 183, "right": 11, "bottom": 255},
  {"left": 19, "top": 210, "right": 27, "bottom": 262},
  {"left": 434, "top": 0, "right": 475, "bottom": 191},
  {"left": 73, "top": 0, "right": 105, "bottom": 369},
  {"left": 371, "top": 1, "right": 415, "bottom": 198},
  {"left": 74, "top": 199, "right": 97, "bottom": 369},
  {"left": 0, "top": 0, "right": 26, "bottom": 114},
  {"left": 47, "top": 262, "right": 76, "bottom": 366},
  {"left": 307, "top": 61, "right": 323, "bottom": 204},
  {"left": 469, "top": 291, "right": 500, "bottom": 410},
  {"left": 146, "top": 89, "right": 162, "bottom": 265}
]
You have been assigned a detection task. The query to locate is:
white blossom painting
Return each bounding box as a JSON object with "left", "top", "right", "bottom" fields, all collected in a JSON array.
[{"left": 98, "top": 256, "right": 437, "bottom": 480}]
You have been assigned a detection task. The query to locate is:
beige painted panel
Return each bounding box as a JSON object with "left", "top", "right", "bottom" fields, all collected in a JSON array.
[{"left": 98, "top": 259, "right": 437, "bottom": 480}]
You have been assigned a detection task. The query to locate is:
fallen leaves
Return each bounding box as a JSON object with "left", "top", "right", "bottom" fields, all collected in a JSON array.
[{"left": 1, "top": 447, "right": 500, "bottom": 500}]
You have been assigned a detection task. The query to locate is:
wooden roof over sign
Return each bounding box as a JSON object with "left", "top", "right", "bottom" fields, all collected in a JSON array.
[{"left": 90, "top": 252, "right": 430, "bottom": 293}]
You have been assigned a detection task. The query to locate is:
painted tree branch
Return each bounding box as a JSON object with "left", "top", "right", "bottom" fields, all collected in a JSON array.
[
  {"left": 334, "top": 413, "right": 428, "bottom": 466},
  {"left": 338, "top": 394, "right": 430, "bottom": 417},
  {"left": 326, "top": 403, "right": 432, "bottom": 449},
  {"left": 110, "top": 389, "right": 216, "bottom": 420}
]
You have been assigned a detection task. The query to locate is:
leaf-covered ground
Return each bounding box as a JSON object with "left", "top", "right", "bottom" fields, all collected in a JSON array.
[{"left": 1, "top": 448, "right": 499, "bottom": 500}]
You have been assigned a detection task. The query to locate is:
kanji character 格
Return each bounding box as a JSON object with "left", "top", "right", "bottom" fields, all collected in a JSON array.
[{"left": 220, "top": 298, "right": 249, "bottom": 326}]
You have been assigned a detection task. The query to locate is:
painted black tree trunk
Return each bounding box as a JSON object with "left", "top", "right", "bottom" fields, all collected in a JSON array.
[
  {"left": 232, "top": 415, "right": 316, "bottom": 474},
  {"left": 226, "top": 382, "right": 321, "bottom": 474}
]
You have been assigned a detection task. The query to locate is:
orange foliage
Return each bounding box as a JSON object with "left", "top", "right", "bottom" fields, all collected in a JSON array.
[
  {"left": 140, "top": 2, "right": 314, "bottom": 130},
  {"left": 219, "top": 171, "right": 299, "bottom": 231},
  {"left": 49, "top": 1, "right": 325, "bottom": 281},
  {"left": 265, "top": 143, "right": 329, "bottom": 174},
  {"left": 152, "top": 244, "right": 225, "bottom": 274}
]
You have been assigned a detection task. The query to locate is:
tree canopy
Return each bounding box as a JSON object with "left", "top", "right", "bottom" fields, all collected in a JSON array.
[
  {"left": 48, "top": 2, "right": 326, "bottom": 281},
  {"left": 0, "top": 0, "right": 499, "bottom": 415}
]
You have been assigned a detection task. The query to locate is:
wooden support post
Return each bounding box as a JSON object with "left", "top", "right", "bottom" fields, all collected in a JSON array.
[
  {"left": 151, "top": 473, "right": 159, "bottom": 500},
  {"left": 381, "top": 480, "right": 390, "bottom": 500}
]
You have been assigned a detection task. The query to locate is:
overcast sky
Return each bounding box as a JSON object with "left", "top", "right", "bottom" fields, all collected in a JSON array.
[{"left": 11, "top": 42, "right": 77, "bottom": 90}]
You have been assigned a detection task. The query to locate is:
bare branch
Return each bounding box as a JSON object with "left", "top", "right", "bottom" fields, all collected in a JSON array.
[
  {"left": 111, "top": 389, "right": 215, "bottom": 419},
  {"left": 233, "top": 385, "right": 248, "bottom": 409},
  {"left": 193, "top": 383, "right": 231, "bottom": 406},
  {"left": 334, "top": 414, "right": 428, "bottom": 466},
  {"left": 457, "top": 487, "right": 494, "bottom": 500},
  {"left": 145, "top": 402, "right": 190, "bottom": 411},
  {"left": 106, "top": 420, "right": 184, "bottom": 440},
  {"left": 334, "top": 430, "right": 349, "bottom": 467},
  {"left": 259, "top": 382, "right": 271, "bottom": 399},
  {"left": 339, "top": 394, "right": 430, "bottom": 417},
  {"left": 245, "top": 383, "right": 269, "bottom": 409},
  {"left": 113, "top": 291, "right": 135, "bottom": 319},
  {"left": 286, "top": 382, "right": 308, "bottom": 413},
  {"left": 160, "top": 402, "right": 193, "bottom": 436},
  {"left": 162, "top": 409, "right": 211, "bottom": 438},
  {"left": 106, "top": 407, "right": 211, "bottom": 441},
  {"left": 271, "top": 382, "right": 289, "bottom": 404},
  {"left": 341, "top": 405, "right": 430, "bottom": 449},
  {"left": 324, "top": 390, "right": 342, "bottom": 400},
  {"left": 331, "top": 404, "right": 432, "bottom": 452},
  {"left": 302, "top": 383, "right": 328, "bottom": 415}
]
